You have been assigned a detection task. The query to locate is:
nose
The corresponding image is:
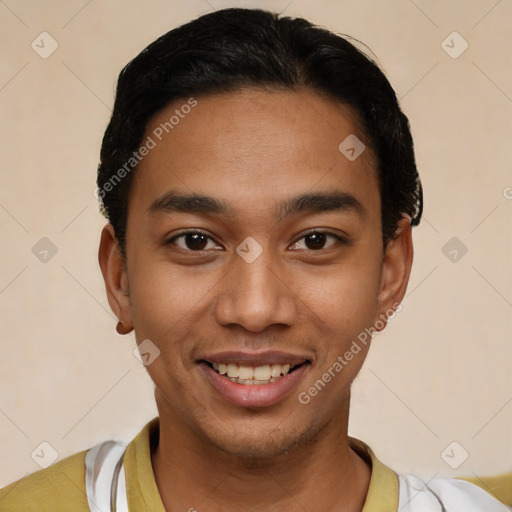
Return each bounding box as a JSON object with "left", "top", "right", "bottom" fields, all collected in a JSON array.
[{"left": 214, "top": 249, "right": 298, "bottom": 333}]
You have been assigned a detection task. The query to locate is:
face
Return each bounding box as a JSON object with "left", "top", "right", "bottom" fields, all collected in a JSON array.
[{"left": 100, "top": 88, "right": 412, "bottom": 459}]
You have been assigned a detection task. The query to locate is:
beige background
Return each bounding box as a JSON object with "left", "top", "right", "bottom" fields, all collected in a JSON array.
[{"left": 1, "top": 0, "right": 511, "bottom": 488}]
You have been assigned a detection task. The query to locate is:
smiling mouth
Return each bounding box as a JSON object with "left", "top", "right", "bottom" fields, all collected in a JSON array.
[{"left": 201, "top": 361, "right": 308, "bottom": 385}]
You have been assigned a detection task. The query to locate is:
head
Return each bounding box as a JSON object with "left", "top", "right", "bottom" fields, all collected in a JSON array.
[{"left": 98, "top": 8, "right": 421, "bottom": 459}]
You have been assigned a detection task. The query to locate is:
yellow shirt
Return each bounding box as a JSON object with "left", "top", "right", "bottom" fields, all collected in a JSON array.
[{"left": 0, "top": 418, "right": 510, "bottom": 511}]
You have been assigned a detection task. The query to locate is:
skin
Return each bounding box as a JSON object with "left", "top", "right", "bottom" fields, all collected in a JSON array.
[{"left": 99, "top": 88, "right": 413, "bottom": 511}]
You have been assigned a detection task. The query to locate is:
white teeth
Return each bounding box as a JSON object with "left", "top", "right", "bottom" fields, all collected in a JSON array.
[
  {"left": 229, "top": 377, "right": 278, "bottom": 385},
  {"left": 227, "top": 364, "right": 238, "bottom": 378},
  {"left": 254, "top": 365, "right": 271, "bottom": 381},
  {"left": 210, "top": 362, "right": 298, "bottom": 383},
  {"left": 238, "top": 366, "right": 254, "bottom": 380},
  {"left": 270, "top": 364, "right": 281, "bottom": 377}
]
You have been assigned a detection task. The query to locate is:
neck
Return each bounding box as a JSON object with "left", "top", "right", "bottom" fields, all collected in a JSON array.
[{"left": 152, "top": 394, "right": 371, "bottom": 512}]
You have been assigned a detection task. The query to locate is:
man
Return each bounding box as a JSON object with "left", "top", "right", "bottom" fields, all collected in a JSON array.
[{"left": 1, "top": 7, "right": 510, "bottom": 512}]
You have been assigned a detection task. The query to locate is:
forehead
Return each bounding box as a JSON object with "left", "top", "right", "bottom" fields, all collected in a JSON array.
[{"left": 130, "top": 88, "right": 379, "bottom": 221}]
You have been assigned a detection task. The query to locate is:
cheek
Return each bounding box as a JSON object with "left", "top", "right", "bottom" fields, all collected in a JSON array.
[
  {"left": 127, "top": 256, "right": 221, "bottom": 345},
  {"left": 295, "top": 264, "right": 380, "bottom": 403},
  {"left": 127, "top": 265, "right": 206, "bottom": 388},
  {"left": 126, "top": 228, "right": 383, "bottom": 340},
  {"left": 297, "top": 259, "right": 382, "bottom": 335}
]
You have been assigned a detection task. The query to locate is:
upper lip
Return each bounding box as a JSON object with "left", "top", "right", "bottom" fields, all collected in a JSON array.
[{"left": 198, "top": 350, "right": 312, "bottom": 367}]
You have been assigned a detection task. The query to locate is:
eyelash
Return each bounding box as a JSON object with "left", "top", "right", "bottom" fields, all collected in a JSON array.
[{"left": 167, "top": 229, "right": 349, "bottom": 252}]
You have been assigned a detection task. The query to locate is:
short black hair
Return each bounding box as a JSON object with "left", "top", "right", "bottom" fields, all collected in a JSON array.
[{"left": 97, "top": 7, "right": 422, "bottom": 255}]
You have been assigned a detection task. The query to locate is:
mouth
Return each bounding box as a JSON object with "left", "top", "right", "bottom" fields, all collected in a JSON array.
[
  {"left": 197, "top": 351, "right": 312, "bottom": 408},
  {"left": 202, "top": 360, "right": 306, "bottom": 385}
]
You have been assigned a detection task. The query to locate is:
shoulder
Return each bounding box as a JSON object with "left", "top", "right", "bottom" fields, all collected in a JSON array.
[
  {"left": 398, "top": 473, "right": 512, "bottom": 511},
  {"left": 0, "top": 450, "right": 89, "bottom": 512},
  {"left": 463, "top": 472, "right": 512, "bottom": 507}
]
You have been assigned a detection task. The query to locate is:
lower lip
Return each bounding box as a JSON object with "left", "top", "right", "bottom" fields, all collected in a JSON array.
[{"left": 199, "top": 362, "right": 309, "bottom": 408}]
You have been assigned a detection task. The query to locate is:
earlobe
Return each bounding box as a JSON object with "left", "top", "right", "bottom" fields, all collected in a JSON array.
[
  {"left": 98, "top": 224, "right": 134, "bottom": 335},
  {"left": 375, "top": 216, "right": 413, "bottom": 331},
  {"left": 116, "top": 320, "right": 133, "bottom": 335}
]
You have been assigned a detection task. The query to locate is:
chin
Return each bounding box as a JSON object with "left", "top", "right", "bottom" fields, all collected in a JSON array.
[{"left": 205, "top": 420, "right": 321, "bottom": 462}]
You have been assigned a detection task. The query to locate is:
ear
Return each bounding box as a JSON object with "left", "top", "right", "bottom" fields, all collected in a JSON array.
[
  {"left": 374, "top": 216, "right": 413, "bottom": 331},
  {"left": 98, "top": 224, "right": 133, "bottom": 334}
]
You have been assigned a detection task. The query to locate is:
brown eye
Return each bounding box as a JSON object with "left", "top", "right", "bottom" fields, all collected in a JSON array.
[
  {"left": 170, "top": 232, "right": 221, "bottom": 251},
  {"left": 184, "top": 233, "right": 208, "bottom": 250},
  {"left": 290, "top": 231, "right": 344, "bottom": 251},
  {"left": 304, "top": 233, "right": 327, "bottom": 250}
]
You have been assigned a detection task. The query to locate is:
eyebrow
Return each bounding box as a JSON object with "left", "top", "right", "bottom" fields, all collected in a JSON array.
[{"left": 149, "top": 190, "right": 365, "bottom": 220}]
